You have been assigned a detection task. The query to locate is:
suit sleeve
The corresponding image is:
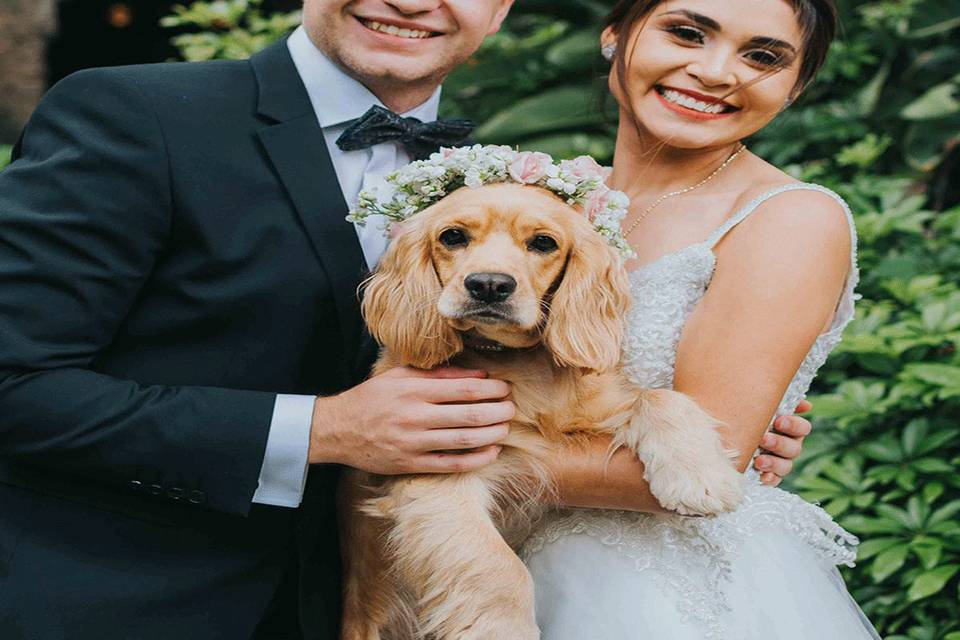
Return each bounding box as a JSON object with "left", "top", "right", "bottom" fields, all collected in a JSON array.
[{"left": 0, "top": 69, "right": 278, "bottom": 517}]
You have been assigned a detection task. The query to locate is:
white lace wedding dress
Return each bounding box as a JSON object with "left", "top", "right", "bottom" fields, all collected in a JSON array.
[{"left": 522, "top": 184, "right": 881, "bottom": 639}]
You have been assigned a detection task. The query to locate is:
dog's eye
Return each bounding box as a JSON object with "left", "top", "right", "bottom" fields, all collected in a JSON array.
[
  {"left": 439, "top": 228, "right": 469, "bottom": 248},
  {"left": 528, "top": 235, "right": 559, "bottom": 253}
]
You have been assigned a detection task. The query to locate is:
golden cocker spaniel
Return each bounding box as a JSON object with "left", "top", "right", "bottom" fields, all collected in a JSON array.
[{"left": 340, "top": 183, "right": 743, "bottom": 640}]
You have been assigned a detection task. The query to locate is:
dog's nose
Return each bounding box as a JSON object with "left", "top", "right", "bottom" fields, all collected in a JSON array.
[{"left": 464, "top": 272, "right": 517, "bottom": 303}]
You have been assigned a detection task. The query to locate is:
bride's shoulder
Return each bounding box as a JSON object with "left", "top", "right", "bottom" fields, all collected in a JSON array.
[{"left": 714, "top": 179, "right": 853, "bottom": 273}]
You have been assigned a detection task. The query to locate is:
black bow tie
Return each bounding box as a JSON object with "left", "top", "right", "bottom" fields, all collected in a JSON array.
[{"left": 335, "top": 105, "right": 474, "bottom": 160}]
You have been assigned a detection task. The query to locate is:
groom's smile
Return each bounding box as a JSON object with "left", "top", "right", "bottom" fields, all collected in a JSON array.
[{"left": 356, "top": 16, "right": 441, "bottom": 40}]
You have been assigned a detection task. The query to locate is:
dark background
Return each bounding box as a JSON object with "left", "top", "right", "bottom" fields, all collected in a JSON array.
[{"left": 47, "top": 0, "right": 301, "bottom": 84}]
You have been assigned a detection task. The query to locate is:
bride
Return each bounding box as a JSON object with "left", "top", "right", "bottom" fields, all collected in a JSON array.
[{"left": 523, "top": 0, "right": 880, "bottom": 637}]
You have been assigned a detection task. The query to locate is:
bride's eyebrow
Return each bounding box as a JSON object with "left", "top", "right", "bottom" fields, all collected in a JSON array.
[
  {"left": 747, "top": 36, "right": 798, "bottom": 56},
  {"left": 659, "top": 9, "right": 721, "bottom": 31}
]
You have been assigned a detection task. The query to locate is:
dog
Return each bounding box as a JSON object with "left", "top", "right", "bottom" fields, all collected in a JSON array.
[{"left": 340, "top": 182, "right": 743, "bottom": 640}]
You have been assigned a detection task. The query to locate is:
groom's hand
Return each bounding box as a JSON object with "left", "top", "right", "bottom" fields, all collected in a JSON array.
[
  {"left": 754, "top": 400, "right": 814, "bottom": 486},
  {"left": 308, "top": 366, "right": 514, "bottom": 474}
]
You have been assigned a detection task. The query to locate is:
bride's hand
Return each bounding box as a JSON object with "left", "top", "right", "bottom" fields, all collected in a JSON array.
[{"left": 754, "top": 400, "right": 813, "bottom": 486}]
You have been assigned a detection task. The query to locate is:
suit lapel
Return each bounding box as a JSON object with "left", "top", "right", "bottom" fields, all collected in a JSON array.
[{"left": 250, "top": 41, "right": 368, "bottom": 382}]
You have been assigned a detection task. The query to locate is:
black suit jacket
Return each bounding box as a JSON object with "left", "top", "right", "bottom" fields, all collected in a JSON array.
[{"left": 0, "top": 40, "right": 376, "bottom": 639}]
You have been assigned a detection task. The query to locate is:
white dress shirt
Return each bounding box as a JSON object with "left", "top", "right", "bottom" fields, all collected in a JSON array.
[{"left": 252, "top": 26, "right": 442, "bottom": 507}]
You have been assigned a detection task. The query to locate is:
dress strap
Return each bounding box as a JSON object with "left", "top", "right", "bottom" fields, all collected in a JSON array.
[
  {"left": 706, "top": 182, "right": 860, "bottom": 333},
  {"left": 705, "top": 183, "right": 848, "bottom": 248}
]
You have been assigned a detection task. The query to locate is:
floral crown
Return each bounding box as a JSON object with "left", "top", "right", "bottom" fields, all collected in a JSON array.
[{"left": 346, "top": 144, "right": 635, "bottom": 260}]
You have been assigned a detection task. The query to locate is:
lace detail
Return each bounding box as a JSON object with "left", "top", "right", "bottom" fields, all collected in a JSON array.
[
  {"left": 522, "top": 481, "right": 860, "bottom": 638},
  {"left": 524, "top": 183, "right": 862, "bottom": 638},
  {"left": 621, "top": 243, "right": 716, "bottom": 389}
]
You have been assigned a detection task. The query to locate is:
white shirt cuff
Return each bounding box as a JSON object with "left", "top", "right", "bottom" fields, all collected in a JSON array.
[{"left": 252, "top": 394, "right": 314, "bottom": 508}]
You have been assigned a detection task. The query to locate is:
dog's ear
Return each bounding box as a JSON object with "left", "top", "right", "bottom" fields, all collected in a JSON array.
[
  {"left": 362, "top": 219, "right": 463, "bottom": 369},
  {"left": 543, "top": 224, "right": 630, "bottom": 372}
]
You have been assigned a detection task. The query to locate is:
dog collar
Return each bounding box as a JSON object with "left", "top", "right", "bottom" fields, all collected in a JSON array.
[
  {"left": 460, "top": 334, "right": 542, "bottom": 356},
  {"left": 462, "top": 334, "right": 511, "bottom": 353}
]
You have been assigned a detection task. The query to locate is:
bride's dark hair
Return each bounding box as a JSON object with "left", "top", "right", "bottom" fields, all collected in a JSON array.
[{"left": 604, "top": 0, "right": 838, "bottom": 98}]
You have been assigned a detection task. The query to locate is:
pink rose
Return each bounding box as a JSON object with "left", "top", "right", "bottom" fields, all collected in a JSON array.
[
  {"left": 581, "top": 185, "right": 610, "bottom": 221},
  {"left": 561, "top": 155, "right": 606, "bottom": 181},
  {"left": 509, "top": 152, "right": 553, "bottom": 184}
]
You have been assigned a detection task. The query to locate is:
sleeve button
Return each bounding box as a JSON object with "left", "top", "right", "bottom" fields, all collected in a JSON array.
[
  {"left": 147, "top": 483, "right": 164, "bottom": 496},
  {"left": 188, "top": 490, "right": 207, "bottom": 505},
  {"left": 166, "top": 487, "right": 184, "bottom": 501},
  {"left": 128, "top": 480, "right": 143, "bottom": 492}
]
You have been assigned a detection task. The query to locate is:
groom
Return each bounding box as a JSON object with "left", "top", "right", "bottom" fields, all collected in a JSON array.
[{"left": 0, "top": 1, "right": 811, "bottom": 638}]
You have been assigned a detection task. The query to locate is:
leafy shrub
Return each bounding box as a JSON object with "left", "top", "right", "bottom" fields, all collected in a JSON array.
[
  {"left": 164, "top": 0, "right": 960, "bottom": 636},
  {"left": 0, "top": 145, "right": 10, "bottom": 170},
  {"left": 161, "top": 0, "right": 300, "bottom": 61}
]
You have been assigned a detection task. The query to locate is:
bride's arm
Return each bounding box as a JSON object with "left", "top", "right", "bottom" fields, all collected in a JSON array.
[{"left": 548, "top": 190, "right": 852, "bottom": 512}]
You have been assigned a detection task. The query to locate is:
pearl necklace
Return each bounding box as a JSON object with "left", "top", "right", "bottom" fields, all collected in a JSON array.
[{"left": 623, "top": 143, "right": 747, "bottom": 238}]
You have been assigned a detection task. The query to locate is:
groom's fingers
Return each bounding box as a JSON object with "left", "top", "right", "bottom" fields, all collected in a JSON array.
[
  {"left": 382, "top": 366, "right": 489, "bottom": 380},
  {"left": 417, "top": 377, "right": 512, "bottom": 403},
  {"left": 416, "top": 445, "right": 504, "bottom": 474},
  {"left": 424, "top": 400, "right": 516, "bottom": 429},
  {"left": 416, "top": 424, "right": 510, "bottom": 452}
]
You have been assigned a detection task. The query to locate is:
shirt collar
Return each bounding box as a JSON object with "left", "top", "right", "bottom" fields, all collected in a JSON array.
[{"left": 287, "top": 25, "right": 441, "bottom": 129}]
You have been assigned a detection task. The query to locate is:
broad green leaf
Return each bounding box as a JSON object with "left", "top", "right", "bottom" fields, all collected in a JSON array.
[
  {"left": 871, "top": 544, "right": 910, "bottom": 582},
  {"left": 910, "top": 536, "right": 943, "bottom": 569},
  {"left": 912, "top": 457, "right": 955, "bottom": 473},
  {"left": 861, "top": 440, "right": 904, "bottom": 463},
  {"left": 876, "top": 503, "right": 918, "bottom": 530},
  {"left": 842, "top": 514, "right": 906, "bottom": 535},
  {"left": 544, "top": 28, "right": 601, "bottom": 71},
  {"left": 901, "top": 80, "right": 960, "bottom": 120},
  {"left": 922, "top": 482, "right": 945, "bottom": 503},
  {"left": 908, "top": 1, "right": 960, "bottom": 38},
  {"left": 904, "top": 363, "right": 960, "bottom": 388},
  {"left": 857, "top": 536, "right": 906, "bottom": 561},
  {"left": 929, "top": 500, "right": 960, "bottom": 526},
  {"left": 475, "top": 85, "right": 605, "bottom": 142},
  {"left": 907, "top": 564, "right": 960, "bottom": 601},
  {"left": 902, "top": 419, "right": 929, "bottom": 455}
]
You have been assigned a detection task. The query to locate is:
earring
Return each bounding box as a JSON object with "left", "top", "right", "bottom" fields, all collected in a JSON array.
[{"left": 601, "top": 43, "right": 616, "bottom": 61}]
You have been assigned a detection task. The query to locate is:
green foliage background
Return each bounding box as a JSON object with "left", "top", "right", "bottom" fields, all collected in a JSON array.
[{"left": 110, "top": 0, "right": 960, "bottom": 636}]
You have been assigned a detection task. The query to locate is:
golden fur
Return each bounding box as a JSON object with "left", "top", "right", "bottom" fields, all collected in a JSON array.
[{"left": 340, "top": 183, "right": 743, "bottom": 640}]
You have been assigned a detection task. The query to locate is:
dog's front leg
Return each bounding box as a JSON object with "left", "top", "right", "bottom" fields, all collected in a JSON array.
[
  {"left": 375, "top": 472, "right": 540, "bottom": 640},
  {"left": 617, "top": 388, "right": 744, "bottom": 516}
]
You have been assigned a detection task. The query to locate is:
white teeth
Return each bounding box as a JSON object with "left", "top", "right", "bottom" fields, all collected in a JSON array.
[
  {"left": 661, "top": 88, "right": 728, "bottom": 114},
  {"left": 362, "top": 19, "right": 432, "bottom": 39}
]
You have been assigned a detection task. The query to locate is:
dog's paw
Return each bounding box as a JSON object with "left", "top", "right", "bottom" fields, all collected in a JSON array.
[{"left": 648, "top": 459, "right": 744, "bottom": 516}]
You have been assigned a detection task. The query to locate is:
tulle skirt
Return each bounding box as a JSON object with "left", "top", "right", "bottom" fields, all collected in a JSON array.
[{"left": 522, "top": 479, "right": 880, "bottom": 640}]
